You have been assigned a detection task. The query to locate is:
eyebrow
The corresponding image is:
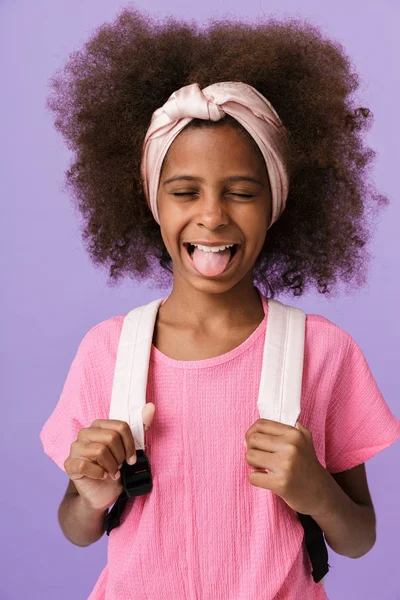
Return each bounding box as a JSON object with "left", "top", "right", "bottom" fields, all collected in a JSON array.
[{"left": 162, "top": 175, "right": 264, "bottom": 187}]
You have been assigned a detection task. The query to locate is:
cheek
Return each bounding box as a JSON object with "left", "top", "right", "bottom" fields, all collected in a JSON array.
[
  {"left": 158, "top": 221, "right": 182, "bottom": 259},
  {"left": 158, "top": 226, "right": 168, "bottom": 250},
  {"left": 244, "top": 219, "right": 268, "bottom": 252},
  {"left": 156, "top": 191, "right": 170, "bottom": 224}
]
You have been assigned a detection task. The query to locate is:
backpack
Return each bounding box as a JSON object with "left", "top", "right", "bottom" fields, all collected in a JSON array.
[{"left": 104, "top": 297, "right": 330, "bottom": 584}]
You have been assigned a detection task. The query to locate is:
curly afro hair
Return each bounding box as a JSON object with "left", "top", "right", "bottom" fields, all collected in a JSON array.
[{"left": 46, "top": 6, "right": 389, "bottom": 298}]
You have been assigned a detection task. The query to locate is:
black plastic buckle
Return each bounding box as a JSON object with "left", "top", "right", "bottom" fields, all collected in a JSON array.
[{"left": 120, "top": 449, "right": 153, "bottom": 497}]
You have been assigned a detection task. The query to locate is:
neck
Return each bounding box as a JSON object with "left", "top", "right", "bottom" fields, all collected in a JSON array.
[{"left": 160, "top": 272, "right": 265, "bottom": 330}]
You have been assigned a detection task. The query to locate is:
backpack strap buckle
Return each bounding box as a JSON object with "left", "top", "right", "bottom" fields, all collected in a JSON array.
[
  {"left": 120, "top": 449, "right": 153, "bottom": 497},
  {"left": 104, "top": 450, "right": 152, "bottom": 535}
]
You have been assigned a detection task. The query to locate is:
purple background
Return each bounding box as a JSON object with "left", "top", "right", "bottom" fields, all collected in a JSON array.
[{"left": 2, "top": 1, "right": 399, "bottom": 598}]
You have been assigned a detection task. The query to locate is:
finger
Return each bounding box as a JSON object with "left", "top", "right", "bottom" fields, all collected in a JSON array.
[
  {"left": 86, "top": 420, "right": 136, "bottom": 466},
  {"left": 143, "top": 403, "right": 156, "bottom": 431},
  {"left": 295, "top": 420, "right": 310, "bottom": 436},
  {"left": 244, "top": 419, "right": 292, "bottom": 448},
  {"left": 246, "top": 432, "right": 292, "bottom": 455},
  {"left": 65, "top": 455, "right": 110, "bottom": 481},
  {"left": 248, "top": 470, "right": 278, "bottom": 492},
  {"left": 71, "top": 440, "right": 122, "bottom": 480},
  {"left": 257, "top": 419, "right": 296, "bottom": 434},
  {"left": 245, "top": 448, "right": 281, "bottom": 473},
  {"left": 78, "top": 425, "right": 126, "bottom": 470},
  {"left": 245, "top": 419, "right": 293, "bottom": 441}
]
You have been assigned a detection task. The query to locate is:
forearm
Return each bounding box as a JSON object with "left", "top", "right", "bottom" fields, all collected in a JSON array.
[
  {"left": 58, "top": 493, "right": 108, "bottom": 547},
  {"left": 310, "top": 470, "right": 376, "bottom": 559}
]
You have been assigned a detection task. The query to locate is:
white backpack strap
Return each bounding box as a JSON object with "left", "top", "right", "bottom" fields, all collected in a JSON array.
[
  {"left": 257, "top": 299, "right": 306, "bottom": 427},
  {"left": 109, "top": 298, "right": 164, "bottom": 451},
  {"left": 110, "top": 295, "right": 305, "bottom": 448}
]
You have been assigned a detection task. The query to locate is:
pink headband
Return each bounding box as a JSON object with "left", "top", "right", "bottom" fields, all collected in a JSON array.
[{"left": 140, "top": 81, "right": 290, "bottom": 227}]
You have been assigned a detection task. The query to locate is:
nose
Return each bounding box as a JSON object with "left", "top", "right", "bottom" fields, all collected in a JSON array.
[{"left": 195, "top": 192, "right": 230, "bottom": 230}]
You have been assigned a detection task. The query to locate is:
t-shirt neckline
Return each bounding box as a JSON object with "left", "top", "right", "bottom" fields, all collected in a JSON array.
[{"left": 150, "top": 288, "right": 268, "bottom": 369}]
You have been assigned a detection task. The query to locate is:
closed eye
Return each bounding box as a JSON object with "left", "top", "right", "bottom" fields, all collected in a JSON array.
[{"left": 172, "top": 193, "right": 254, "bottom": 198}]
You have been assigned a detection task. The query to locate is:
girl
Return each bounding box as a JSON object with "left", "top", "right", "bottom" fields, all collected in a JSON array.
[{"left": 40, "top": 7, "right": 400, "bottom": 599}]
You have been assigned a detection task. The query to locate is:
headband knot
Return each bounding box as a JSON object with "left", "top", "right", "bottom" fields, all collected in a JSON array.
[{"left": 164, "top": 85, "right": 225, "bottom": 121}]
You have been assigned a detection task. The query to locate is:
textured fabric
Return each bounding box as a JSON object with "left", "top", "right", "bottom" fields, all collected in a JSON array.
[
  {"left": 40, "top": 291, "right": 400, "bottom": 599},
  {"left": 140, "top": 81, "right": 290, "bottom": 226}
]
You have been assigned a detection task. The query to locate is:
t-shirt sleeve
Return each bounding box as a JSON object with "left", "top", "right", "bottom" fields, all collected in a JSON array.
[
  {"left": 324, "top": 332, "right": 400, "bottom": 474},
  {"left": 39, "top": 322, "right": 113, "bottom": 473}
]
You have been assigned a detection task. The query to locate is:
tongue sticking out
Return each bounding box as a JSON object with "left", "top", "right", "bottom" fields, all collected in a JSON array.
[{"left": 192, "top": 247, "right": 232, "bottom": 276}]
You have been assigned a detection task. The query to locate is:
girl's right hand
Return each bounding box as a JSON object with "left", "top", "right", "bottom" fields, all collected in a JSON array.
[{"left": 64, "top": 404, "right": 155, "bottom": 511}]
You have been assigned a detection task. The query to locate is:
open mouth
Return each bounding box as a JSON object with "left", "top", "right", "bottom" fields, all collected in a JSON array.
[
  {"left": 185, "top": 243, "right": 238, "bottom": 259},
  {"left": 183, "top": 243, "right": 241, "bottom": 277}
]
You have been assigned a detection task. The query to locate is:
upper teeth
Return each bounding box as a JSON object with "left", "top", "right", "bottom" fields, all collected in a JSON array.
[{"left": 191, "top": 243, "right": 234, "bottom": 253}]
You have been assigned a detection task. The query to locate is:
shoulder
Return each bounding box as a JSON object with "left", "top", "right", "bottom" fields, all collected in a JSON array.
[
  {"left": 302, "top": 311, "right": 378, "bottom": 397},
  {"left": 60, "top": 314, "right": 128, "bottom": 410},
  {"left": 79, "top": 314, "right": 126, "bottom": 349},
  {"left": 300, "top": 312, "right": 363, "bottom": 383},
  {"left": 75, "top": 298, "right": 164, "bottom": 365},
  {"left": 267, "top": 298, "right": 354, "bottom": 353},
  {"left": 304, "top": 312, "right": 354, "bottom": 355},
  {"left": 70, "top": 314, "right": 127, "bottom": 373}
]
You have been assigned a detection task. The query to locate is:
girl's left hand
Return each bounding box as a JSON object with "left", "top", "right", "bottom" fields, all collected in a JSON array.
[{"left": 244, "top": 418, "right": 330, "bottom": 516}]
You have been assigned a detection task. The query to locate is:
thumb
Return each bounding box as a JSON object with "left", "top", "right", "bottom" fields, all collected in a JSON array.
[
  {"left": 143, "top": 402, "right": 156, "bottom": 431},
  {"left": 295, "top": 420, "right": 311, "bottom": 437}
]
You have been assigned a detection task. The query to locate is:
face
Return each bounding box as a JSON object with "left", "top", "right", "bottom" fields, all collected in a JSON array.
[{"left": 156, "top": 123, "right": 272, "bottom": 294}]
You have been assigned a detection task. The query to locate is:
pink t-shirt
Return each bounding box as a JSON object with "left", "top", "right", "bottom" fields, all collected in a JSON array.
[{"left": 40, "top": 290, "right": 400, "bottom": 599}]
